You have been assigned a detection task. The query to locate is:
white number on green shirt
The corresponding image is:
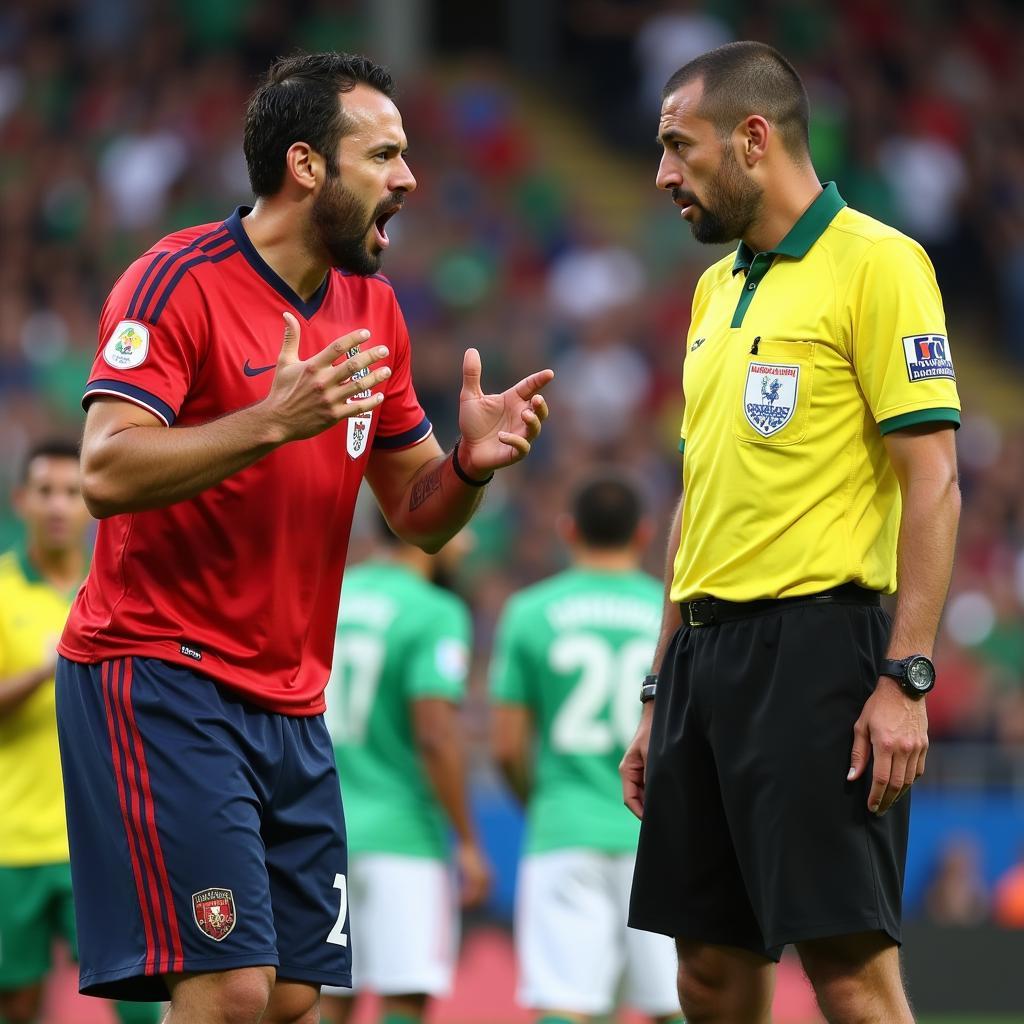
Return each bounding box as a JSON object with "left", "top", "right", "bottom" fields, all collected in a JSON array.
[
  {"left": 549, "top": 633, "right": 652, "bottom": 754},
  {"left": 327, "top": 633, "right": 385, "bottom": 744}
]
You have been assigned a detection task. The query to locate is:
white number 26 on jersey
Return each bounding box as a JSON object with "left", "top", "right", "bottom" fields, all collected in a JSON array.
[{"left": 327, "top": 873, "right": 349, "bottom": 947}]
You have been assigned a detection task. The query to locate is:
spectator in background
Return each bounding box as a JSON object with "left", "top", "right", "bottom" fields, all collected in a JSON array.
[
  {"left": 993, "top": 852, "right": 1024, "bottom": 928},
  {"left": 923, "top": 837, "right": 991, "bottom": 926}
]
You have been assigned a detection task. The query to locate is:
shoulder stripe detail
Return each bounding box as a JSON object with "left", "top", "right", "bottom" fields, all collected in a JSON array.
[
  {"left": 373, "top": 416, "right": 433, "bottom": 451},
  {"left": 127, "top": 253, "right": 169, "bottom": 320},
  {"left": 136, "top": 227, "right": 230, "bottom": 323},
  {"left": 84, "top": 380, "right": 176, "bottom": 426},
  {"left": 149, "top": 244, "right": 238, "bottom": 325}
]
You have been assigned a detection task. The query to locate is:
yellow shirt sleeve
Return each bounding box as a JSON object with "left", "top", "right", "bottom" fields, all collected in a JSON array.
[
  {"left": 845, "top": 236, "right": 961, "bottom": 434},
  {"left": 680, "top": 272, "right": 711, "bottom": 453}
]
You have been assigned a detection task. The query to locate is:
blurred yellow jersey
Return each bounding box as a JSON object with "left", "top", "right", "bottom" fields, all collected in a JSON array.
[
  {"left": 674, "top": 184, "right": 960, "bottom": 603},
  {"left": 0, "top": 547, "right": 75, "bottom": 865}
]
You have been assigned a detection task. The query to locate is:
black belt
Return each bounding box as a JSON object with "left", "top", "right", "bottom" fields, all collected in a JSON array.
[{"left": 679, "top": 582, "right": 880, "bottom": 628}]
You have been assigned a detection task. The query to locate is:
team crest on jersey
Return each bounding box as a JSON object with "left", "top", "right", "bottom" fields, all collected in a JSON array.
[
  {"left": 743, "top": 362, "right": 799, "bottom": 437},
  {"left": 192, "top": 888, "right": 236, "bottom": 942},
  {"left": 103, "top": 320, "right": 149, "bottom": 369},
  {"left": 902, "top": 334, "right": 954, "bottom": 382},
  {"left": 347, "top": 414, "right": 373, "bottom": 458},
  {"left": 346, "top": 343, "right": 374, "bottom": 458}
]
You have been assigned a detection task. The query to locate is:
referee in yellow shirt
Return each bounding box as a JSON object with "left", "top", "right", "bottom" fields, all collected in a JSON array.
[
  {"left": 0, "top": 441, "right": 159, "bottom": 1024},
  {"left": 620, "top": 42, "right": 960, "bottom": 1024}
]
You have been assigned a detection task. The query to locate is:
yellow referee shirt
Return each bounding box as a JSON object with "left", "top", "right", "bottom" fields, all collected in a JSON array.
[
  {"left": 673, "top": 183, "right": 960, "bottom": 604},
  {"left": 0, "top": 547, "right": 76, "bottom": 865}
]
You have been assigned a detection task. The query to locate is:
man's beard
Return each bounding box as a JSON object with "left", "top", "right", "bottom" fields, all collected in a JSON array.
[
  {"left": 311, "top": 168, "right": 399, "bottom": 277},
  {"left": 676, "top": 144, "right": 763, "bottom": 246}
]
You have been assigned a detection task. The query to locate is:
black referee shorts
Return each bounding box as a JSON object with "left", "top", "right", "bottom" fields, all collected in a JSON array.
[{"left": 628, "top": 590, "right": 906, "bottom": 961}]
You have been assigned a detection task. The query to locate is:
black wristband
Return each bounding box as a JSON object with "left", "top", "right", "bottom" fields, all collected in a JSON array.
[
  {"left": 452, "top": 439, "right": 493, "bottom": 487},
  {"left": 640, "top": 673, "right": 658, "bottom": 704}
]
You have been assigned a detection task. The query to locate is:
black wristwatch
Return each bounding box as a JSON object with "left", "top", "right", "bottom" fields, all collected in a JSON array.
[
  {"left": 640, "top": 674, "right": 658, "bottom": 704},
  {"left": 880, "top": 655, "right": 936, "bottom": 698}
]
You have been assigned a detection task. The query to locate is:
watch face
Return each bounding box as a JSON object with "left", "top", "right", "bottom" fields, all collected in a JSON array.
[{"left": 907, "top": 657, "right": 935, "bottom": 691}]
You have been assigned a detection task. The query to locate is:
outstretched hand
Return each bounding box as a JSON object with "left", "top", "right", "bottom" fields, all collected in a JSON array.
[{"left": 457, "top": 348, "right": 553, "bottom": 479}]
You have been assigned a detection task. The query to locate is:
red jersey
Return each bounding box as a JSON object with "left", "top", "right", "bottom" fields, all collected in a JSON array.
[{"left": 59, "top": 208, "right": 433, "bottom": 714}]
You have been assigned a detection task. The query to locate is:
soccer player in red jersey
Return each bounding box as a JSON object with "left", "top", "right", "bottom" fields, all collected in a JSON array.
[{"left": 55, "top": 52, "right": 552, "bottom": 1024}]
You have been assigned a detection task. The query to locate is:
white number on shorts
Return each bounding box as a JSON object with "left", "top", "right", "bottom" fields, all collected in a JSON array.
[
  {"left": 326, "top": 634, "right": 385, "bottom": 744},
  {"left": 550, "top": 634, "right": 653, "bottom": 754},
  {"left": 327, "top": 872, "right": 349, "bottom": 947}
]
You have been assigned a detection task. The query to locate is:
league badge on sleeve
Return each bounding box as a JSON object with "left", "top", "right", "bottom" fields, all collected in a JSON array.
[
  {"left": 103, "top": 320, "right": 150, "bottom": 369},
  {"left": 744, "top": 362, "right": 799, "bottom": 437},
  {"left": 903, "top": 334, "right": 955, "bottom": 382},
  {"left": 192, "top": 888, "right": 236, "bottom": 942}
]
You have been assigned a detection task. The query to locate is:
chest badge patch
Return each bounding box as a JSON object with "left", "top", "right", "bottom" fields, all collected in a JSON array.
[
  {"left": 744, "top": 362, "right": 799, "bottom": 437},
  {"left": 103, "top": 320, "right": 149, "bottom": 369},
  {"left": 346, "top": 344, "right": 374, "bottom": 458},
  {"left": 192, "top": 888, "right": 236, "bottom": 942},
  {"left": 902, "top": 334, "right": 954, "bottom": 382}
]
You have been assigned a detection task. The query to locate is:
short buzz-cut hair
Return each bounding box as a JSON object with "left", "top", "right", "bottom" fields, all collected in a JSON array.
[
  {"left": 662, "top": 40, "right": 810, "bottom": 159},
  {"left": 244, "top": 51, "right": 396, "bottom": 197},
  {"left": 571, "top": 472, "right": 644, "bottom": 550},
  {"left": 21, "top": 438, "right": 79, "bottom": 482}
]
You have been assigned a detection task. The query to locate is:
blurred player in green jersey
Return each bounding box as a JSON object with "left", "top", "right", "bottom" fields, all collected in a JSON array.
[
  {"left": 0, "top": 440, "right": 160, "bottom": 1024},
  {"left": 490, "top": 473, "right": 683, "bottom": 1024},
  {"left": 320, "top": 517, "right": 490, "bottom": 1024}
]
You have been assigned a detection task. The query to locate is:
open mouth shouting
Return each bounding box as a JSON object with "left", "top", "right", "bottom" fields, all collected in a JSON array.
[{"left": 372, "top": 200, "right": 404, "bottom": 249}]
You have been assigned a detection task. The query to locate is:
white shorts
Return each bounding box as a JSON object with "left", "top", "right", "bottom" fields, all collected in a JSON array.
[
  {"left": 516, "top": 849, "right": 680, "bottom": 1016},
  {"left": 322, "top": 854, "right": 457, "bottom": 997}
]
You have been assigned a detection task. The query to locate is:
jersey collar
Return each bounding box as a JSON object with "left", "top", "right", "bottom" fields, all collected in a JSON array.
[
  {"left": 224, "top": 207, "right": 331, "bottom": 319},
  {"left": 732, "top": 181, "right": 846, "bottom": 275}
]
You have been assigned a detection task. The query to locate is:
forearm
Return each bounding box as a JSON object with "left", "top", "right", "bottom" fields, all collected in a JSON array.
[
  {"left": 650, "top": 494, "right": 684, "bottom": 675},
  {"left": 496, "top": 752, "right": 531, "bottom": 805},
  {"left": 82, "top": 404, "right": 282, "bottom": 517},
  {"left": 887, "top": 473, "right": 961, "bottom": 658},
  {"left": 388, "top": 450, "right": 486, "bottom": 554},
  {"left": 419, "top": 735, "right": 479, "bottom": 845},
  {"left": 0, "top": 663, "right": 54, "bottom": 716}
]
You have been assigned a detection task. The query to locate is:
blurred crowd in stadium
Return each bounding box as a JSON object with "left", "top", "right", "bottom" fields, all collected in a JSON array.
[{"left": 2, "top": 0, "right": 1024, "bottom": 928}]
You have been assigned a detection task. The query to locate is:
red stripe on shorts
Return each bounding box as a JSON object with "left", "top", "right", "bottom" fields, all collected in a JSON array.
[
  {"left": 101, "top": 659, "right": 159, "bottom": 974},
  {"left": 120, "top": 657, "right": 185, "bottom": 971}
]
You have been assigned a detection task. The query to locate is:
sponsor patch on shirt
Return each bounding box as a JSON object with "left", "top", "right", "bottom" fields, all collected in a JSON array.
[
  {"left": 743, "top": 362, "right": 799, "bottom": 437},
  {"left": 103, "top": 320, "right": 150, "bottom": 369},
  {"left": 902, "top": 334, "right": 955, "bottom": 382}
]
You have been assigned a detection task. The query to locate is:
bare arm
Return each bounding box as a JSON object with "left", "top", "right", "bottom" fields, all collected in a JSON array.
[
  {"left": 490, "top": 703, "right": 533, "bottom": 804},
  {"left": 412, "top": 697, "right": 491, "bottom": 906},
  {"left": 849, "top": 425, "right": 960, "bottom": 814},
  {"left": 620, "top": 493, "right": 684, "bottom": 819},
  {"left": 0, "top": 660, "right": 56, "bottom": 717},
  {"left": 365, "top": 438, "right": 486, "bottom": 554},
  {"left": 81, "top": 315, "right": 389, "bottom": 517},
  {"left": 367, "top": 347, "right": 553, "bottom": 553}
]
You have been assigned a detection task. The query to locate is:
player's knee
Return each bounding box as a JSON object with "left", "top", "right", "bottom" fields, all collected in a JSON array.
[
  {"left": 675, "top": 959, "right": 728, "bottom": 1021},
  {"left": 170, "top": 966, "right": 274, "bottom": 1024}
]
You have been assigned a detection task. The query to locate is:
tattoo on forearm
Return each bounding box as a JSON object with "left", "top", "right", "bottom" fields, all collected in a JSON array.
[{"left": 409, "top": 463, "right": 444, "bottom": 511}]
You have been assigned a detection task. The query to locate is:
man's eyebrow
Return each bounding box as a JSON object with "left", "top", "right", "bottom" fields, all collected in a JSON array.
[
  {"left": 369, "top": 140, "right": 408, "bottom": 155},
  {"left": 657, "top": 129, "right": 688, "bottom": 146}
]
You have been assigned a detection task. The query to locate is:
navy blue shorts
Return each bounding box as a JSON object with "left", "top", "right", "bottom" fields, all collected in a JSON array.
[{"left": 55, "top": 655, "right": 351, "bottom": 1001}]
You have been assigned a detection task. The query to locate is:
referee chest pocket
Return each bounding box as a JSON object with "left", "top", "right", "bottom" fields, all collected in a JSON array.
[{"left": 733, "top": 339, "right": 815, "bottom": 446}]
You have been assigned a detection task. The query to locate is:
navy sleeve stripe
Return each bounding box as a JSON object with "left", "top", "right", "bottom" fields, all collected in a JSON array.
[
  {"left": 149, "top": 245, "right": 238, "bottom": 325},
  {"left": 136, "top": 227, "right": 231, "bottom": 322},
  {"left": 127, "top": 253, "right": 169, "bottom": 320},
  {"left": 373, "top": 416, "right": 433, "bottom": 450},
  {"left": 84, "top": 380, "right": 177, "bottom": 426}
]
